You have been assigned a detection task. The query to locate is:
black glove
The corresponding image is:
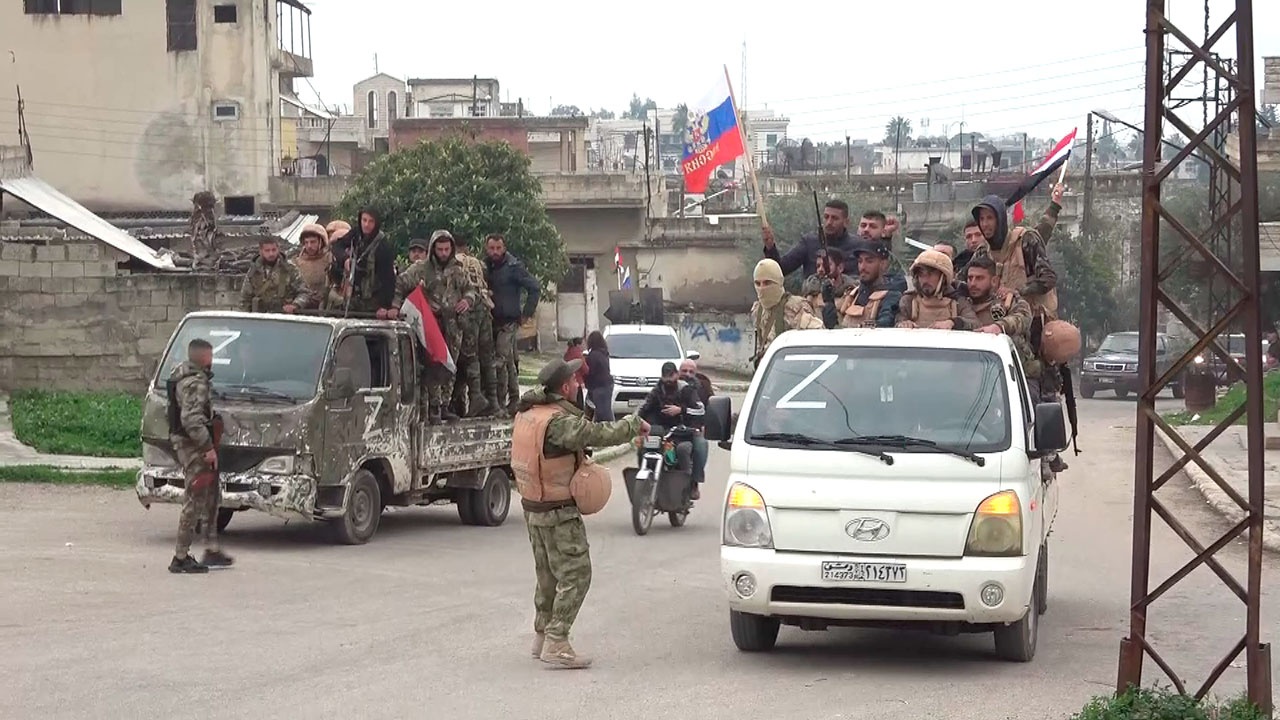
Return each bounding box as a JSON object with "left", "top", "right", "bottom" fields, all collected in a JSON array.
[{"left": 821, "top": 279, "right": 835, "bottom": 305}]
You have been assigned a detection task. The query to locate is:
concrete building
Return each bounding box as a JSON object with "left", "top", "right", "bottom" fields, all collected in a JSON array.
[
  {"left": 1, "top": 0, "right": 316, "bottom": 212},
  {"left": 408, "top": 78, "right": 501, "bottom": 119},
  {"left": 743, "top": 109, "right": 789, "bottom": 168}
]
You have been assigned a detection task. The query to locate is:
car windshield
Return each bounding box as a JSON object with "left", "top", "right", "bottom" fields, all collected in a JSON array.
[
  {"left": 746, "top": 346, "right": 1012, "bottom": 454},
  {"left": 606, "top": 333, "right": 681, "bottom": 360},
  {"left": 153, "top": 317, "right": 333, "bottom": 402},
  {"left": 1099, "top": 334, "right": 1140, "bottom": 353}
]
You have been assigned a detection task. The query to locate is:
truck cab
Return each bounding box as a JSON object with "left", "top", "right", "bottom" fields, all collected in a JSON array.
[
  {"left": 136, "top": 311, "right": 513, "bottom": 544},
  {"left": 718, "top": 328, "right": 1068, "bottom": 662}
]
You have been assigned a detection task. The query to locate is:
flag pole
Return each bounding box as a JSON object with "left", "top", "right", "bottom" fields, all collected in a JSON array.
[{"left": 723, "top": 64, "right": 768, "bottom": 229}]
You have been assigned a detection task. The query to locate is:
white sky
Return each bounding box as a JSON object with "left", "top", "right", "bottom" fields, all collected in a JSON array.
[{"left": 298, "top": 0, "right": 1279, "bottom": 144}]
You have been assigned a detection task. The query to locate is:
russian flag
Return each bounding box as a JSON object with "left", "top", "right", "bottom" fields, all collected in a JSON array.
[
  {"left": 680, "top": 75, "right": 746, "bottom": 194},
  {"left": 400, "top": 284, "right": 456, "bottom": 374},
  {"left": 1007, "top": 128, "right": 1077, "bottom": 223}
]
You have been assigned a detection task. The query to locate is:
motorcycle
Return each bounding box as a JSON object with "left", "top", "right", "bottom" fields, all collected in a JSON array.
[{"left": 621, "top": 425, "right": 697, "bottom": 536}]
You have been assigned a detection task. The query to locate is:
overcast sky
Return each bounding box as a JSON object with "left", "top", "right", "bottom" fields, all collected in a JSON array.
[{"left": 299, "top": 0, "right": 1279, "bottom": 145}]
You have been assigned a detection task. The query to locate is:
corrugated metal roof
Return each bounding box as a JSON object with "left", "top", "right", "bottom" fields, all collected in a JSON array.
[
  {"left": 0, "top": 176, "right": 178, "bottom": 270},
  {"left": 276, "top": 214, "right": 319, "bottom": 245},
  {"left": 281, "top": 92, "right": 333, "bottom": 121}
]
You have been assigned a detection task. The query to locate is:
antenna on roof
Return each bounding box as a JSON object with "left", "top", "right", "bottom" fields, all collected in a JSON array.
[{"left": 373, "top": 53, "right": 378, "bottom": 74}]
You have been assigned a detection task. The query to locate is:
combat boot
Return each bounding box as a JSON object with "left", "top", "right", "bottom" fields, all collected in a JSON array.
[
  {"left": 540, "top": 638, "right": 592, "bottom": 669},
  {"left": 201, "top": 549, "right": 235, "bottom": 568},
  {"left": 468, "top": 393, "right": 492, "bottom": 418},
  {"left": 427, "top": 405, "right": 442, "bottom": 425},
  {"left": 531, "top": 632, "right": 545, "bottom": 659},
  {"left": 169, "top": 554, "right": 209, "bottom": 574}
]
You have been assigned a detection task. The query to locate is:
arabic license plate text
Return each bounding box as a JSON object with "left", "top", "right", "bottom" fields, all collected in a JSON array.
[
  {"left": 821, "top": 561, "right": 907, "bottom": 583},
  {"left": 627, "top": 399, "right": 645, "bottom": 407}
]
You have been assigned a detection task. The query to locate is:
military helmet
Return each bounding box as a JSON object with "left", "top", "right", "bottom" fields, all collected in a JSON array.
[
  {"left": 910, "top": 249, "right": 955, "bottom": 285},
  {"left": 569, "top": 463, "right": 612, "bottom": 515},
  {"left": 1041, "top": 320, "right": 1082, "bottom": 364}
]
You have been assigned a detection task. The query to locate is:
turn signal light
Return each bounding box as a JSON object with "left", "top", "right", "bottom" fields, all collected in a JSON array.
[
  {"left": 724, "top": 482, "right": 772, "bottom": 548},
  {"left": 965, "top": 490, "right": 1023, "bottom": 557},
  {"left": 727, "top": 483, "right": 765, "bottom": 510}
]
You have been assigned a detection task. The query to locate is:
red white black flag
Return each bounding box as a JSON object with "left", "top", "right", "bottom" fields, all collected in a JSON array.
[
  {"left": 400, "top": 285, "right": 456, "bottom": 374},
  {"left": 1007, "top": 128, "right": 1077, "bottom": 223}
]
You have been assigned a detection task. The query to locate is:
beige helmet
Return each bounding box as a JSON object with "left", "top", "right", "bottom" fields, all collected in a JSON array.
[
  {"left": 300, "top": 223, "right": 327, "bottom": 244},
  {"left": 325, "top": 220, "right": 351, "bottom": 244},
  {"left": 910, "top": 249, "right": 955, "bottom": 286},
  {"left": 569, "top": 463, "right": 613, "bottom": 515},
  {"left": 1041, "top": 320, "right": 1082, "bottom": 364}
]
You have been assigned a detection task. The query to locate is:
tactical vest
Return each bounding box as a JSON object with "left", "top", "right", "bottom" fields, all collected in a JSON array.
[
  {"left": 988, "top": 227, "right": 1059, "bottom": 318},
  {"left": 510, "top": 404, "right": 578, "bottom": 505},
  {"left": 293, "top": 253, "right": 331, "bottom": 303},
  {"left": 358, "top": 236, "right": 381, "bottom": 301},
  {"left": 907, "top": 293, "right": 958, "bottom": 325},
  {"left": 840, "top": 286, "right": 889, "bottom": 328},
  {"left": 972, "top": 290, "right": 1015, "bottom": 326},
  {"left": 166, "top": 377, "right": 211, "bottom": 441}
]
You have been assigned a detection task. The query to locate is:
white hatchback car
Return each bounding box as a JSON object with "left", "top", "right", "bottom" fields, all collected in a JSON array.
[
  {"left": 600, "top": 324, "right": 699, "bottom": 417},
  {"left": 719, "top": 328, "right": 1066, "bottom": 662}
]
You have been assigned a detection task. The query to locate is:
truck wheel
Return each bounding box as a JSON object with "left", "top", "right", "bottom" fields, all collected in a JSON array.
[
  {"left": 459, "top": 468, "right": 511, "bottom": 527},
  {"left": 1080, "top": 384, "right": 1095, "bottom": 399},
  {"left": 730, "top": 610, "right": 780, "bottom": 652},
  {"left": 216, "top": 508, "right": 236, "bottom": 533},
  {"left": 1172, "top": 380, "right": 1185, "bottom": 399},
  {"left": 993, "top": 583, "right": 1039, "bottom": 662},
  {"left": 1115, "top": 388, "right": 1129, "bottom": 399},
  {"left": 329, "top": 470, "right": 381, "bottom": 545}
]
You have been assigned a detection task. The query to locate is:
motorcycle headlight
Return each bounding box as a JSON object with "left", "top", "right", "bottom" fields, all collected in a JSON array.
[{"left": 643, "top": 436, "right": 661, "bottom": 449}]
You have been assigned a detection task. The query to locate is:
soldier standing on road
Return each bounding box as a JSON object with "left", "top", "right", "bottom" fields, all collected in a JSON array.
[
  {"left": 511, "top": 358, "right": 650, "bottom": 669},
  {"left": 390, "top": 230, "right": 477, "bottom": 424},
  {"left": 240, "top": 236, "right": 310, "bottom": 313},
  {"left": 453, "top": 236, "right": 498, "bottom": 417},
  {"left": 750, "top": 258, "right": 824, "bottom": 369},
  {"left": 168, "top": 338, "right": 234, "bottom": 574},
  {"left": 291, "top": 224, "right": 332, "bottom": 310},
  {"left": 485, "top": 234, "right": 542, "bottom": 416},
  {"left": 189, "top": 191, "right": 221, "bottom": 270}
]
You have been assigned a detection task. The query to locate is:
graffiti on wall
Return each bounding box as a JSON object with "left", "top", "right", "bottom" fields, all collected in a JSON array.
[{"left": 682, "top": 318, "right": 742, "bottom": 344}]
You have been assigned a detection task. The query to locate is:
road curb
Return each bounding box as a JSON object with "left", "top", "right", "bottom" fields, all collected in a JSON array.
[{"left": 1155, "top": 425, "right": 1280, "bottom": 552}]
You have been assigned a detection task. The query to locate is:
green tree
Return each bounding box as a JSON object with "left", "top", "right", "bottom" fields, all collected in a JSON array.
[
  {"left": 551, "top": 104, "right": 583, "bottom": 117},
  {"left": 672, "top": 103, "right": 690, "bottom": 136},
  {"left": 622, "top": 94, "right": 657, "bottom": 120},
  {"left": 884, "top": 116, "right": 912, "bottom": 146},
  {"left": 590, "top": 108, "right": 616, "bottom": 120},
  {"left": 1053, "top": 229, "right": 1123, "bottom": 345},
  {"left": 335, "top": 136, "right": 569, "bottom": 291}
]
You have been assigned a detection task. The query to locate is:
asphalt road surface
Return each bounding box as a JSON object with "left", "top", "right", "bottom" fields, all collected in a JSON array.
[{"left": 1, "top": 394, "right": 1276, "bottom": 720}]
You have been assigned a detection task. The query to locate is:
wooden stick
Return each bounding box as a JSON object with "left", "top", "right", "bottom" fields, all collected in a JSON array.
[
  {"left": 723, "top": 64, "right": 768, "bottom": 228},
  {"left": 1056, "top": 162, "right": 1068, "bottom": 186}
]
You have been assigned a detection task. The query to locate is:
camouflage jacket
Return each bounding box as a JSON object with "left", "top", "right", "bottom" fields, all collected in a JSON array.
[
  {"left": 517, "top": 389, "right": 642, "bottom": 457},
  {"left": 392, "top": 256, "right": 478, "bottom": 316},
  {"left": 971, "top": 287, "right": 1040, "bottom": 378},
  {"left": 751, "top": 294, "right": 824, "bottom": 364},
  {"left": 169, "top": 361, "right": 214, "bottom": 450},
  {"left": 240, "top": 257, "right": 310, "bottom": 312},
  {"left": 457, "top": 253, "right": 495, "bottom": 310}
]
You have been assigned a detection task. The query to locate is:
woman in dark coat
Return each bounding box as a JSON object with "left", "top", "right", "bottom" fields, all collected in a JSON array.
[{"left": 583, "top": 331, "right": 614, "bottom": 421}]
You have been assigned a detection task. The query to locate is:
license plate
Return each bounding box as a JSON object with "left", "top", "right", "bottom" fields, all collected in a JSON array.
[
  {"left": 1096, "top": 377, "right": 1114, "bottom": 384},
  {"left": 627, "top": 399, "right": 644, "bottom": 407},
  {"left": 821, "top": 561, "right": 907, "bottom": 583}
]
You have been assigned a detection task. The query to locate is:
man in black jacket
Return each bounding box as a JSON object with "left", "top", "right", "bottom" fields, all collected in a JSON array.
[
  {"left": 638, "top": 362, "right": 706, "bottom": 499},
  {"left": 485, "top": 233, "right": 542, "bottom": 415},
  {"left": 762, "top": 199, "right": 864, "bottom": 280},
  {"left": 328, "top": 206, "right": 398, "bottom": 317}
]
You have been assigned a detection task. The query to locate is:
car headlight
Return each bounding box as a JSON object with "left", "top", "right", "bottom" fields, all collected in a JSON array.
[
  {"left": 723, "top": 482, "right": 773, "bottom": 548},
  {"left": 1124, "top": 363, "right": 1138, "bottom": 372},
  {"left": 258, "top": 455, "right": 311, "bottom": 475},
  {"left": 965, "top": 490, "right": 1023, "bottom": 557},
  {"left": 1194, "top": 355, "right": 1206, "bottom": 365}
]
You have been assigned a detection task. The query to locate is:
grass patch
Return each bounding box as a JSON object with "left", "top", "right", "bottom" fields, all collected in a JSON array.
[
  {"left": 1072, "top": 686, "right": 1268, "bottom": 719},
  {"left": 9, "top": 389, "right": 143, "bottom": 458},
  {"left": 1165, "top": 372, "right": 1280, "bottom": 427},
  {"left": 0, "top": 465, "right": 136, "bottom": 487}
]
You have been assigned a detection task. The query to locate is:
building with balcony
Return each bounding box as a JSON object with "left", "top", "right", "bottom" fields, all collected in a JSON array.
[{"left": 0, "top": 0, "right": 316, "bottom": 212}]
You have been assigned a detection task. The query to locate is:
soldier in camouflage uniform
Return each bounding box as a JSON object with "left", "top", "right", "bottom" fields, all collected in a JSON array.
[
  {"left": 512, "top": 358, "right": 650, "bottom": 668},
  {"left": 750, "top": 259, "right": 824, "bottom": 369},
  {"left": 967, "top": 253, "right": 1038, "bottom": 378},
  {"left": 239, "top": 236, "right": 310, "bottom": 313},
  {"left": 390, "top": 230, "right": 477, "bottom": 424},
  {"left": 167, "top": 338, "right": 234, "bottom": 574},
  {"left": 189, "top": 191, "right": 221, "bottom": 270},
  {"left": 452, "top": 237, "right": 498, "bottom": 417}
]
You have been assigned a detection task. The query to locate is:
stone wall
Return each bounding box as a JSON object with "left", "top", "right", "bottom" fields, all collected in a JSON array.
[{"left": 0, "top": 239, "right": 236, "bottom": 392}]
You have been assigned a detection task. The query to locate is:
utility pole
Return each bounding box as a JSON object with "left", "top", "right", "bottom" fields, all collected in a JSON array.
[
  {"left": 845, "top": 134, "right": 851, "bottom": 182},
  {"left": 893, "top": 124, "right": 902, "bottom": 211},
  {"left": 1083, "top": 112, "right": 1095, "bottom": 238},
  {"left": 1023, "top": 132, "right": 1028, "bottom": 171},
  {"left": 970, "top": 134, "right": 976, "bottom": 180}
]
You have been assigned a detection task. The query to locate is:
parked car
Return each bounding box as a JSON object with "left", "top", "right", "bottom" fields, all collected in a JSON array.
[
  {"left": 1191, "top": 333, "right": 1248, "bottom": 386},
  {"left": 1079, "top": 331, "right": 1186, "bottom": 399},
  {"left": 601, "top": 324, "right": 700, "bottom": 417}
]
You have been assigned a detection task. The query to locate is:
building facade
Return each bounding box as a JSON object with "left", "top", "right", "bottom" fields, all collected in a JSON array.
[{"left": 1, "top": 0, "right": 315, "bottom": 212}]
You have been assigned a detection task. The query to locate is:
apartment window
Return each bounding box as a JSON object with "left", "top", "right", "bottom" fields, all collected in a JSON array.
[
  {"left": 224, "top": 196, "right": 255, "bottom": 216},
  {"left": 213, "top": 102, "right": 240, "bottom": 121},
  {"left": 387, "top": 91, "right": 398, "bottom": 122},
  {"left": 166, "top": 0, "right": 197, "bottom": 52},
  {"left": 25, "top": 0, "right": 121, "bottom": 14},
  {"left": 366, "top": 91, "right": 378, "bottom": 129},
  {"left": 213, "top": 4, "right": 237, "bottom": 23}
]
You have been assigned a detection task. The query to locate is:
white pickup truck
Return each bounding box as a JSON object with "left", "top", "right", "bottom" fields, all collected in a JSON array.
[{"left": 717, "top": 327, "right": 1067, "bottom": 662}]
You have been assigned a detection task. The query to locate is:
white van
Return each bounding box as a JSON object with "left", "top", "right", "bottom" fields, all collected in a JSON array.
[{"left": 717, "top": 328, "right": 1067, "bottom": 662}]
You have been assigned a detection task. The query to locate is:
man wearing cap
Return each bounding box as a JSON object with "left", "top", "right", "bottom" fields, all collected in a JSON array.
[
  {"left": 512, "top": 358, "right": 650, "bottom": 669},
  {"left": 291, "top": 223, "right": 333, "bottom": 310},
  {"left": 636, "top": 361, "right": 705, "bottom": 498},
  {"left": 896, "top": 249, "right": 979, "bottom": 330},
  {"left": 406, "top": 237, "right": 430, "bottom": 266},
  {"left": 750, "top": 258, "right": 824, "bottom": 370},
  {"left": 389, "top": 230, "right": 477, "bottom": 424},
  {"left": 822, "top": 242, "right": 906, "bottom": 329},
  {"left": 240, "top": 236, "right": 310, "bottom": 313}
]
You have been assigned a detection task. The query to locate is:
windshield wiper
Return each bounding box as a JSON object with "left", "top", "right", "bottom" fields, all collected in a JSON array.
[
  {"left": 749, "top": 432, "right": 893, "bottom": 465},
  {"left": 851, "top": 434, "right": 986, "bottom": 467},
  {"left": 222, "top": 384, "right": 296, "bottom": 403}
]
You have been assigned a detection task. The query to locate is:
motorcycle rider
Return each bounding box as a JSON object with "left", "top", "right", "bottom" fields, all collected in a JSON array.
[{"left": 636, "top": 362, "right": 706, "bottom": 500}]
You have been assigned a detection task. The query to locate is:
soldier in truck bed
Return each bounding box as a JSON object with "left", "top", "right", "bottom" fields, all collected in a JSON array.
[{"left": 240, "top": 236, "right": 310, "bottom": 314}]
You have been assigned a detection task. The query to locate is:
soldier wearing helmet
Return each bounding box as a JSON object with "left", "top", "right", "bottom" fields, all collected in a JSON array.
[{"left": 895, "top": 249, "right": 979, "bottom": 330}]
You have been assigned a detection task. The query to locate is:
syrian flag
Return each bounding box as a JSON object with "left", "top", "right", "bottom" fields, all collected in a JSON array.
[
  {"left": 1007, "top": 127, "right": 1077, "bottom": 224},
  {"left": 400, "top": 285, "right": 455, "bottom": 374},
  {"left": 614, "top": 246, "right": 633, "bottom": 290}
]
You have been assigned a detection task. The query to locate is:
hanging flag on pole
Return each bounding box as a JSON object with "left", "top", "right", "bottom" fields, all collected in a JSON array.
[
  {"left": 1006, "top": 127, "right": 1077, "bottom": 224},
  {"left": 680, "top": 74, "right": 747, "bottom": 194},
  {"left": 400, "top": 285, "right": 455, "bottom": 374},
  {"left": 614, "top": 246, "right": 633, "bottom": 290}
]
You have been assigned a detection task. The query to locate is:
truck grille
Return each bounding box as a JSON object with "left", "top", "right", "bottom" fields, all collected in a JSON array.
[
  {"left": 1095, "top": 363, "right": 1127, "bottom": 372},
  {"left": 770, "top": 585, "right": 965, "bottom": 610},
  {"left": 614, "top": 376, "right": 656, "bottom": 388}
]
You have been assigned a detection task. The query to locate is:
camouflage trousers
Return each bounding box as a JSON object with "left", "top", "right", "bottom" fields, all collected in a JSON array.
[
  {"left": 417, "top": 314, "right": 461, "bottom": 409},
  {"left": 451, "top": 309, "right": 497, "bottom": 413},
  {"left": 173, "top": 443, "right": 221, "bottom": 557},
  {"left": 494, "top": 321, "right": 521, "bottom": 408},
  {"left": 526, "top": 506, "right": 592, "bottom": 641}
]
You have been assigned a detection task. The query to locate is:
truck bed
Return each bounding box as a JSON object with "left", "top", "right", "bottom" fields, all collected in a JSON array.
[{"left": 416, "top": 417, "right": 512, "bottom": 474}]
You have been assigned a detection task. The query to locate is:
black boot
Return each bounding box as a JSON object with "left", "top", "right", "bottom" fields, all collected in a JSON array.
[
  {"left": 201, "top": 549, "right": 235, "bottom": 568},
  {"left": 169, "top": 554, "right": 209, "bottom": 574},
  {"left": 427, "top": 404, "right": 442, "bottom": 425},
  {"left": 468, "top": 393, "right": 492, "bottom": 418}
]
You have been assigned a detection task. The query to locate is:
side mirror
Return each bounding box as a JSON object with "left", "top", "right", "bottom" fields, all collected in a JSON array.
[
  {"left": 703, "top": 395, "right": 733, "bottom": 442},
  {"left": 1029, "top": 401, "right": 1068, "bottom": 459},
  {"left": 686, "top": 350, "right": 701, "bottom": 360},
  {"left": 326, "top": 367, "right": 356, "bottom": 400}
]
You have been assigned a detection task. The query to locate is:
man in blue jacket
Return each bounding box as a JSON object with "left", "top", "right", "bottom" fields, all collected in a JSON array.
[{"left": 484, "top": 233, "right": 542, "bottom": 416}]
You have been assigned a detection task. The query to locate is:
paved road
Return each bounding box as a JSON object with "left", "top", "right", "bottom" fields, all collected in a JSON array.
[{"left": 1, "top": 394, "right": 1275, "bottom": 720}]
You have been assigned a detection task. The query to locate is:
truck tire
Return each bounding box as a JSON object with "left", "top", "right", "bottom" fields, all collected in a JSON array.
[
  {"left": 1172, "top": 380, "right": 1185, "bottom": 399},
  {"left": 216, "top": 508, "right": 235, "bottom": 533},
  {"left": 993, "top": 583, "right": 1039, "bottom": 662},
  {"left": 458, "top": 468, "right": 511, "bottom": 527},
  {"left": 1080, "top": 384, "right": 1095, "bottom": 399},
  {"left": 730, "top": 610, "right": 780, "bottom": 652},
  {"left": 329, "top": 470, "right": 381, "bottom": 545}
]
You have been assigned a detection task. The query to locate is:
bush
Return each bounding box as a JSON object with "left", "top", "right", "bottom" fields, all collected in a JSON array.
[
  {"left": 9, "top": 390, "right": 142, "bottom": 458},
  {"left": 1165, "top": 372, "right": 1280, "bottom": 426},
  {"left": 1073, "top": 686, "right": 1268, "bottom": 720},
  {"left": 0, "top": 465, "right": 136, "bottom": 487}
]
